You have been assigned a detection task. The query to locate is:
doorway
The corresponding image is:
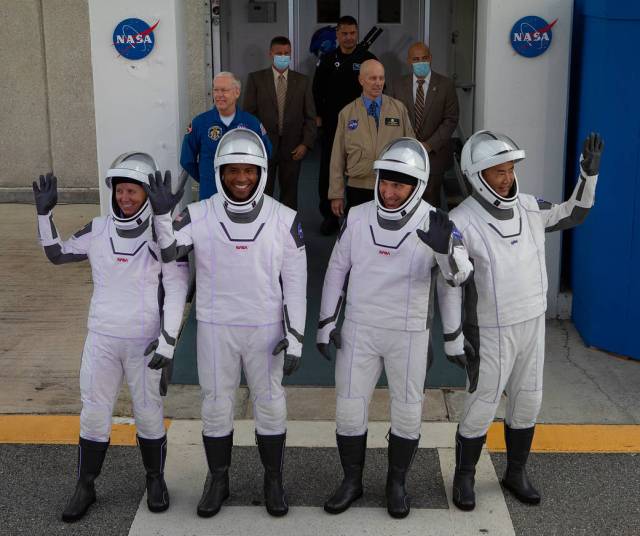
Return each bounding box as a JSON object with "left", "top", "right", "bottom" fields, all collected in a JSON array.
[{"left": 173, "top": 0, "right": 476, "bottom": 388}]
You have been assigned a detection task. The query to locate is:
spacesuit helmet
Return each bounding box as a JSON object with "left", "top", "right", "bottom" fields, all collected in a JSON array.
[
  {"left": 105, "top": 152, "right": 157, "bottom": 230},
  {"left": 460, "top": 130, "right": 525, "bottom": 209},
  {"left": 373, "top": 137, "right": 429, "bottom": 220},
  {"left": 214, "top": 128, "right": 268, "bottom": 213}
]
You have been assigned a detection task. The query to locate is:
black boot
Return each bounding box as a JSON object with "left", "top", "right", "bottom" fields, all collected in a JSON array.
[
  {"left": 452, "top": 432, "right": 485, "bottom": 511},
  {"left": 256, "top": 432, "right": 288, "bottom": 517},
  {"left": 197, "top": 432, "right": 233, "bottom": 517},
  {"left": 502, "top": 425, "right": 541, "bottom": 504},
  {"left": 324, "top": 432, "right": 367, "bottom": 514},
  {"left": 138, "top": 435, "right": 169, "bottom": 512},
  {"left": 62, "top": 437, "right": 109, "bottom": 522},
  {"left": 386, "top": 432, "right": 419, "bottom": 519}
]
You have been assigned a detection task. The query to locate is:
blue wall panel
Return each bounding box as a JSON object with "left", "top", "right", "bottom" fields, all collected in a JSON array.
[{"left": 570, "top": 1, "right": 640, "bottom": 359}]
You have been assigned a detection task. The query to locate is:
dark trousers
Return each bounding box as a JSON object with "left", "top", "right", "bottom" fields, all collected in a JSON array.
[
  {"left": 266, "top": 139, "right": 303, "bottom": 210},
  {"left": 318, "top": 126, "right": 337, "bottom": 220},
  {"left": 346, "top": 186, "right": 375, "bottom": 214},
  {"left": 423, "top": 173, "right": 444, "bottom": 209}
]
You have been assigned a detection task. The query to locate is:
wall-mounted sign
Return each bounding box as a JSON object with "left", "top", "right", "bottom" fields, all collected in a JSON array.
[
  {"left": 112, "top": 18, "right": 159, "bottom": 60},
  {"left": 510, "top": 16, "right": 557, "bottom": 58}
]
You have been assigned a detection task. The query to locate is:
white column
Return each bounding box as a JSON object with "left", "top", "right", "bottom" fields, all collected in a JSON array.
[
  {"left": 474, "top": 0, "right": 574, "bottom": 316},
  {"left": 88, "top": 0, "right": 190, "bottom": 214}
]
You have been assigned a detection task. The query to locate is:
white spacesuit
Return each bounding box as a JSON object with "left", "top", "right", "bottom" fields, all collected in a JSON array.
[
  {"left": 33, "top": 153, "right": 189, "bottom": 522},
  {"left": 317, "top": 138, "right": 472, "bottom": 519},
  {"left": 150, "top": 128, "right": 307, "bottom": 518},
  {"left": 438, "top": 130, "right": 603, "bottom": 511}
]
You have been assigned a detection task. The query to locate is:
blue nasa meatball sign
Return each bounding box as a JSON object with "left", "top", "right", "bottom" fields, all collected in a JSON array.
[
  {"left": 510, "top": 16, "right": 558, "bottom": 58},
  {"left": 113, "top": 18, "right": 159, "bottom": 60}
]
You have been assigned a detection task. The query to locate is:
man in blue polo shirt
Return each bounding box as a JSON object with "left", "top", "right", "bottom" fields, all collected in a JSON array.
[{"left": 181, "top": 71, "right": 272, "bottom": 200}]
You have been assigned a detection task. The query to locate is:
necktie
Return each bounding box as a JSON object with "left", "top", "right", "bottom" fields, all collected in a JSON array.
[
  {"left": 368, "top": 100, "right": 379, "bottom": 129},
  {"left": 415, "top": 79, "right": 425, "bottom": 128},
  {"left": 277, "top": 74, "right": 287, "bottom": 134}
]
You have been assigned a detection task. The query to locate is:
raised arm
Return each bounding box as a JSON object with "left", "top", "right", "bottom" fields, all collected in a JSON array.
[
  {"left": 540, "top": 133, "right": 604, "bottom": 232},
  {"left": 33, "top": 174, "right": 92, "bottom": 264},
  {"left": 146, "top": 170, "right": 193, "bottom": 262}
]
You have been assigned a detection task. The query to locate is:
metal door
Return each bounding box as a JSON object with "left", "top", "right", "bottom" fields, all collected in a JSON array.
[{"left": 293, "top": 0, "right": 425, "bottom": 83}]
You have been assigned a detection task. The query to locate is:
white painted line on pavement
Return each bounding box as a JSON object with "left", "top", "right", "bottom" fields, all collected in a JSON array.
[
  {"left": 128, "top": 421, "right": 515, "bottom": 536},
  {"left": 168, "top": 419, "right": 459, "bottom": 448},
  {"left": 439, "top": 448, "right": 516, "bottom": 536}
]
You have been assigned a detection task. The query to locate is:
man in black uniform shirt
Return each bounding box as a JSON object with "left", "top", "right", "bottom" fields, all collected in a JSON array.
[{"left": 313, "top": 15, "right": 376, "bottom": 235}]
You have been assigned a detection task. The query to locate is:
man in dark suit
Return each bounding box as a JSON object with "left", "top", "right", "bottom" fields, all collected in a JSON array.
[
  {"left": 244, "top": 36, "right": 317, "bottom": 209},
  {"left": 313, "top": 15, "right": 376, "bottom": 235},
  {"left": 390, "top": 42, "right": 459, "bottom": 208}
]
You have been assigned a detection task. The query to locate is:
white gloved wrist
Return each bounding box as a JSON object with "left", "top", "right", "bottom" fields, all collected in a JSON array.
[
  {"left": 444, "top": 332, "right": 464, "bottom": 356},
  {"left": 37, "top": 213, "right": 57, "bottom": 245},
  {"left": 155, "top": 331, "right": 176, "bottom": 360},
  {"left": 316, "top": 321, "right": 337, "bottom": 346},
  {"left": 153, "top": 213, "right": 176, "bottom": 250}
]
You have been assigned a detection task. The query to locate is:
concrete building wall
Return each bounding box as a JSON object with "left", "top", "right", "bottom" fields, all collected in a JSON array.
[
  {"left": 0, "top": 0, "right": 210, "bottom": 200},
  {"left": 42, "top": 0, "right": 98, "bottom": 189},
  {"left": 0, "top": 0, "right": 52, "bottom": 191}
]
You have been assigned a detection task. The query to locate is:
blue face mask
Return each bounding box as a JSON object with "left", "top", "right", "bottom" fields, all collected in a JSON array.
[
  {"left": 273, "top": 55, "right": 290, "bottom": 71},
  {"left": 412, "top": 61, "right": 430, "bottom": 78}
]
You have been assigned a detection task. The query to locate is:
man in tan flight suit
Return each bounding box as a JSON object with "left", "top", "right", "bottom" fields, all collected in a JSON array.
[{"left": 329, "top": 59, "right": 415, "bottom": 217}]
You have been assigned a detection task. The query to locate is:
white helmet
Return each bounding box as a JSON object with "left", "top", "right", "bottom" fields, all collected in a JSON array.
[
  {"left": 214, "top": 128, "right": 268, "bottom": 213},
  {"left": 373, "top": 137, "right": 429, "bottom": 220},
  {"left": 105, "top": 152, "right": 157, "bottom": 230},
  {"left": 460, "top": 130, "right": 525, "bottom": 209}
]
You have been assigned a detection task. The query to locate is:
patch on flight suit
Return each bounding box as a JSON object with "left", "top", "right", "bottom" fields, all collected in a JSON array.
[
  {"left": 385, "top": 117, "right": 400, "bottom": 126},
  {"left": 186, "top": 122, "right": 192, "bottom": 134},
  {"left": 348, "top": 119, "right": 359, "bottom": 130},
  {"left": 352, "top": 63, "right": 361, "bottom": 71},
  {"left": 290, "top": 216, "right": 305, "bottom": 248},
  {"left": 208, "top": 126, "right": 222, "bottom": 140},
  {"left": 536, "top": 197, "right": 553, "bottom": 210},
  {"left": 260, "top": 123, "right": 267, "bottom": 135}
]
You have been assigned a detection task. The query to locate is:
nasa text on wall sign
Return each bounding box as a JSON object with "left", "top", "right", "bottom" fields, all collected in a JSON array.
[
  {"left": 112, "top": 18, "right": 159, "bottom": 61},
  {"left": 510, "top": 16, "right": 558, "bottom": 58}
]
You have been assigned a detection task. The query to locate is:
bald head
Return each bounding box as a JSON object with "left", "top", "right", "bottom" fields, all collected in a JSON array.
[
  {"left": 359, "top": 59, "right": 385, "bottom": 99},
  {"left": 407, "top": 42, "right": 431, "bottom": 68}
]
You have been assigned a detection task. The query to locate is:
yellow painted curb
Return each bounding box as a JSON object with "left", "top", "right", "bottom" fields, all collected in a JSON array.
[
  {"left": 487, "top": 423, "right": 640, "bottom": 453},
  {"left": 0, "top": 415, "right": 172, "bottom": 446}
]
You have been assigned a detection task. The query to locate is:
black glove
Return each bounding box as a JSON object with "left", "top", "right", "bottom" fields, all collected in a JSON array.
[
  {"left": 417, "top": 209, "right": 454, "bottom": 254},
  {"left": 145, "top": 170, "right": 183, "bottom": 215},
  {"left": 159, "top": 364, "right": 171, "bottom": 397},
  {"left": 32, "top": 173, "right": 58, "bottom": 215},
  {"left": 580, "top": 132, "right": 604, "bottom": 176},
  {"left": 144, "top": 339, "right": 172, "bottom": 370},
  {"left": 316, "top": 328, "right": 342, "bottom": 361},
  {"left": 446, "top": 339, "right": 475, "bottom": 370},
  {"left": 272, "top": 338, "right": 301, "bottom": 376},
  {"left": 446, "top": 340, "right": 479, "bottom": 394}
]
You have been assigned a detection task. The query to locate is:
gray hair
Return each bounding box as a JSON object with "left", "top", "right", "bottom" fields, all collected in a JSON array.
[{"left": 214, "top": 71, "right": 241, "bottom": 91}]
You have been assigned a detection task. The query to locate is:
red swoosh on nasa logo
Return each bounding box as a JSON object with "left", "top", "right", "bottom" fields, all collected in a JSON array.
[
  {"left": 537, "top": 18, "right": 558, "bottom": 34},
  {"left": 113, "top": 20, "right": 160, "bottom": 56}
]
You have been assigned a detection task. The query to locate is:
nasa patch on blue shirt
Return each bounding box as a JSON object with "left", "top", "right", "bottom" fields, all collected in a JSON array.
[
  {"left": 348, "top": 119, "right": 359, "bottom": 130},
  {"left": 352, "top": 63, "right": 361, "bottom": 71}
]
